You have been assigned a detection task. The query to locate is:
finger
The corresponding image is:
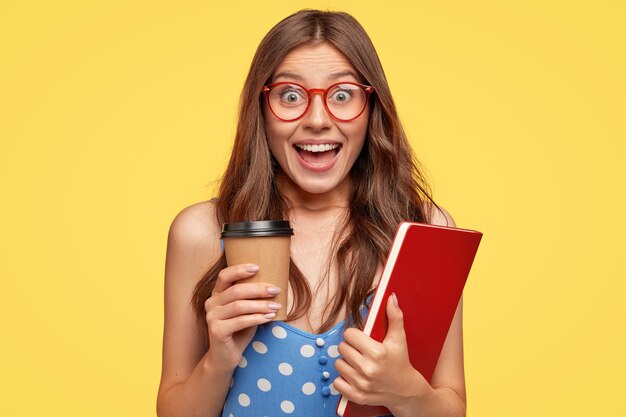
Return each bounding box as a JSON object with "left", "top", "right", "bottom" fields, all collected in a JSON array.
[
  {"left": 337, "top": 340, "right": 365, "bottom": 368},
  {"left": 334, "top": 357, "right": 362, "bottom": 387},
  {"left": 383, "top": 292, "right": 406, "bottom": 344},
  {"left": 215, "top": 312, "right": 276, "bottom": 337},
  {"left": 218, "top": 299, "right": 281, "bottom": 320},
  {"left": 220, "top": 282, "right": 282, "bottom": 305},
  {"left": 213, "top": 263, "right": 260, "bottom": 294},
  {"left": 332, "top": 376, "right": 365, "bottom": 405},
  {"left": 343, "top": 328, "right": 382, "bottom": 357}
]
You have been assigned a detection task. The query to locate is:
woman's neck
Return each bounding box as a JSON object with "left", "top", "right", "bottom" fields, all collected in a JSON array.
[{"left": 276, "top": 173, "right": 352, "bottom": 214}]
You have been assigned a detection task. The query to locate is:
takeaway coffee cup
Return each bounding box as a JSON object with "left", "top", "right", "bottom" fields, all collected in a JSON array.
[{"left": 220, "top": 220, "right": 293, "bottom": 320}]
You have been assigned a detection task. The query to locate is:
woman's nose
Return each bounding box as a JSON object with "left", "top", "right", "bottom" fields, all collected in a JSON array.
[{"left": 302, "top": 93, "right": 333, "bottom": 129}]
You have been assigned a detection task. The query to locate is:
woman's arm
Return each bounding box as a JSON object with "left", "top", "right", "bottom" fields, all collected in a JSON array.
[
  {"left": 389, "top": 294, "right": 466, "bottom": 417},
  {"left": 156, "top": 202, "right": 233, "bottom": 417},
  {"left": 156, "top": 201, "right": 281, "bottom": 417},
  {"left": 419, "top": 206, "right": 467, "bottom": 415}
]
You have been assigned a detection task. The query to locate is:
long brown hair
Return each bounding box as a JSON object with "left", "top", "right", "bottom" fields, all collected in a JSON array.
[{"left": 192, "top": 9, "right": 441, "bottom": 333}]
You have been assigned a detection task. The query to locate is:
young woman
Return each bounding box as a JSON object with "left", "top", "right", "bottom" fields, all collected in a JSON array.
[{"left": 157, "top": 9, "right": 466, "bottom": 417}]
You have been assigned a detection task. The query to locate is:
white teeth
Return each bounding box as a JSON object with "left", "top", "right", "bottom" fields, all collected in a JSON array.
[{"left": 295, "top": 143, "right": 340, "bottom": 152}]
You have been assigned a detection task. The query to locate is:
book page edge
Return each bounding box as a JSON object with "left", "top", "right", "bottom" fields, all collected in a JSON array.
[{"left": 362, "top": 221, "right": 411, "bottom": 336}]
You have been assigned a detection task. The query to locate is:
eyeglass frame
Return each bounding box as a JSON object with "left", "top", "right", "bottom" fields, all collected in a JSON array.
[{"left": 261, "top": 81, "right": 375, "bottom": 122}]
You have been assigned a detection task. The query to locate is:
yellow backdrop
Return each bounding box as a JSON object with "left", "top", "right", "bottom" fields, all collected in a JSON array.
[{"left": 1, "top": 1, "right": 624, "bottom": 416}]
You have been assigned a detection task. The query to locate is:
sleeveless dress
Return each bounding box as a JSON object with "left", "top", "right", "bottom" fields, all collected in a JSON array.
[{"left": 220, "top": 293, "right": 394, "bottom": 417}]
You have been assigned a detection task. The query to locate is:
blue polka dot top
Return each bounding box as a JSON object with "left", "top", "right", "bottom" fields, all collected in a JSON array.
[{"left": 221, "top": 293, "right": 394, "bottom": 417}]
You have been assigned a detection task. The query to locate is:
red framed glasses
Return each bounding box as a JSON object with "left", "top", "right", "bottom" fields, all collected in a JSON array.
[{"left": 262, "top": 81, "right": 374, "bottom": 122}]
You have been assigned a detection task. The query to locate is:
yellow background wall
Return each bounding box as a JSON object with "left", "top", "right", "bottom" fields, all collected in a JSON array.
[{"left": 1, "top": 1, "right": 624, "bottom": 416}]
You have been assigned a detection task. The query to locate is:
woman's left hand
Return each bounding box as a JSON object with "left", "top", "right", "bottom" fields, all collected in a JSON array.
[{"left": 333, "top": 293, "right": 433, "bottom": 414}]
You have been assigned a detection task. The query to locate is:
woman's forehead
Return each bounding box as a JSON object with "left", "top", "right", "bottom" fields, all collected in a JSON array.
[{"left": 271, "top": 43, "right": 360, "bottom": 84}]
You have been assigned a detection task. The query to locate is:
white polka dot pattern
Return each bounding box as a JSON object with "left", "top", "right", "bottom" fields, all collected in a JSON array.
[
  {"left": 252, "top": 341, "right": 268, "bottom": 354},
  {"left": 302, "top": 382, "right": 316, "bottom": 395},
  {"left": 278, "top": 362, "right": 293, "bottom": 376},
  {"left": 280, "top": 400, "right": 295, "bottom": 414},
  {"left": 238, "top": 393, "right": 250, "bottom": 407},
  {"left": 300, "top": 344, "right": 315, "bottom": 357},
  {"left": 257, "top": 378, "right": 271, "bottom": 392},
  {"left": 220, "top": 293, "right": 382, "bottom": 417},
  {"left": 272, "top": 326, "right": 287, "bottom": 339},
  {"left": 327, "top": 345, "right": 340, "bottom": 358}
]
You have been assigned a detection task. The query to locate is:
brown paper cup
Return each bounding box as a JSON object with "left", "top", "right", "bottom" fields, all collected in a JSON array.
[{"left": 221, "top": 220, "right": 293, "bottom": 320}]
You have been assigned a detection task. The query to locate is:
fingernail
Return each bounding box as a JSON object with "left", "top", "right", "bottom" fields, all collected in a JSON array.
[
  {"left": 264, "top": 312, "right": 276, "bottom": 319},
  {"left": 392, "top": 293, "right": 399, "bottom": 308},
  {"left": 268, "top": 303, "right": 282, "bottom": 310},
  {"left": 267, "top": 286, "right": 281, "bottom": 295},
  {"left": 245, "top": 264, "right": 259, "bottom": 272}
]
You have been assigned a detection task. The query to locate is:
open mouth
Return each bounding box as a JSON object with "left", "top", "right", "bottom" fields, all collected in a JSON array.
[{"left": 294, "top": 143, "right": 342, "bottom": 166}]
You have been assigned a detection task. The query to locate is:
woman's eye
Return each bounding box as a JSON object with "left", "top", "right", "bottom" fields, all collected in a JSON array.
[
  {"left": 280, "top": 88, "right": 305, "bottom": 103},
  {"left": 330, "top": 89, "right": 353, "bottom": 102}
]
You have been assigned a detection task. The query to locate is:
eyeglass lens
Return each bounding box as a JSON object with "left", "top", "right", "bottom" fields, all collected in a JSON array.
[{"left": 268, "top": 84, "right": 367, "bottom": 121}]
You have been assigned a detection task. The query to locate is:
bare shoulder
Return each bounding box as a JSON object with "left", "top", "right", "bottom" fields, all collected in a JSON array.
[
  {"left": 169, "top": 199, "right": 220, "bottom": 240},
  {"left": 165, "top": 199, "right": 222, "bottom": 310},
  {"left": 424, "top": 202, "right": 457, "bottom": 228},
  {"left": 167, "top": 200, "right": 222, "bottom": 266}
]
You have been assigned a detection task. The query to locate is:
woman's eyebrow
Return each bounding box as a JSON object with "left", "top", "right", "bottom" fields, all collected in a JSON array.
[
  {"left": 327, "top": 70, "right": 359, "bottom": 80},
  {"left": 273, "top": 71, "right": 303, "bottom": 81},
  {"left": 272, "top": 70, "right": 359, "bottom": 82}
]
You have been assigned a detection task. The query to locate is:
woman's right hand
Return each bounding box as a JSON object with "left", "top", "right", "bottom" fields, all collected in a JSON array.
[{"left": 203, "top": 263, "right": 281, "bottom": 372}]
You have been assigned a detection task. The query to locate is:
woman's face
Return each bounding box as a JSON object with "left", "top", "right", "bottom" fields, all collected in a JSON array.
[{"left": 263, "top": 42, "right": 369, "bottom": 199}]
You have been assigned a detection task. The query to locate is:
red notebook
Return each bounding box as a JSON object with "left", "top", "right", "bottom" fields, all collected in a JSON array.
[{"left": 336, "top": 221, "right": 482, "bottom": 417}]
